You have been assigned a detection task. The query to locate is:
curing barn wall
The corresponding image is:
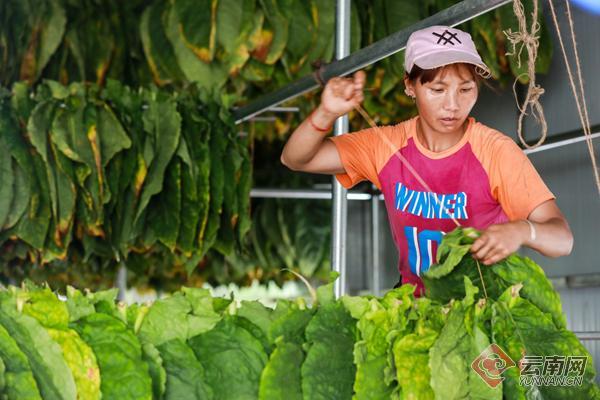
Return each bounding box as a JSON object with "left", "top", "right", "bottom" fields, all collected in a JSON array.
[{"left": 342, "top": 1, "right": 599, "bottom": 379}]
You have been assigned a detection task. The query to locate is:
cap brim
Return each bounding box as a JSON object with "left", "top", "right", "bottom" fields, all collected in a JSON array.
[{"left": 414, "top": 50, "right": 491, "bottom": 78}]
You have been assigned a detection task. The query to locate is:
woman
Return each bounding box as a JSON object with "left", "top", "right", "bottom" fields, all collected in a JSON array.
[{"left": 280, "top": 25, "right": 573, "bottom": 296}]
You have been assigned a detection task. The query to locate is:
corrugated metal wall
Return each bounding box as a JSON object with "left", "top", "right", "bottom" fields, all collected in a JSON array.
[{"left": 558, "top": 286, "right": 600, "bottom": 383}]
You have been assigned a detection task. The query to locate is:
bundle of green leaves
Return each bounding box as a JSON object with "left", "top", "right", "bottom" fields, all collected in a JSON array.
[
  {"left": 0, "top": 228, "right": 598, "bottom": 399},
  {"left": 0, "top": 80, "right": 252, "bottom": 285}
]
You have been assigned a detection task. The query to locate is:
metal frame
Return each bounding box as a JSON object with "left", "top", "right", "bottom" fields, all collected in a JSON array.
[
  {"left": 332, "top": 0, "right": 351, "bottom": 298},
  {"left": 233, "top": 0, "right": 512, "bottom": 124}
]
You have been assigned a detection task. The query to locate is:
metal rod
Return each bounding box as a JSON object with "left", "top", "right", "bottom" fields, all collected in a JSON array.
[
  {"left": 265, "top": 106, "right": 300, "bottom": 113},
  {"left": 371, "top": 191, "right": 382, "bottom": 296},
  {"left": 233, "top": 0, "right": 511, "bottom": 124},
  {"left": 573, "top": 332, "right": 600, "bottom": 341},
  {"left": 524, "top": 131, "right": 600, "bottom": 154},
  {"left": 333, "top": 0, "right": 351, "bottom": 299},
  {"left": 249, "top": 117, "right": 276, "bottom": 122},
  {"left": 115, "top": 262, "right": 127, "bottom": 302},
  {"left": 250, "top": 188, "right": 372, "bottom": 200}
]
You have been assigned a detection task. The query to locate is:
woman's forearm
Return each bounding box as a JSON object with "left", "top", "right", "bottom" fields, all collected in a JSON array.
[
  {"left": 522, "top": 217, "right": 574, "bottom": 258},
  {"left": 280, "top": 106, "right": 338, "bottom": 170}
]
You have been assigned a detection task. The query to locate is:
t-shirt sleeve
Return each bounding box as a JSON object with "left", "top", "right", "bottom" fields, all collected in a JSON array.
[
  {"left": 328, "top": 127, "right": 383, "bottom": 189},
  {"left": 491, "top": 138, "right": 555, "bottom": 220}
]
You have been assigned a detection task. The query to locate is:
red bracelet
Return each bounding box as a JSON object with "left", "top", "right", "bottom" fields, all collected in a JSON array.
[{"left": 308, "top": 111, "right": 332, "bottom": 132}]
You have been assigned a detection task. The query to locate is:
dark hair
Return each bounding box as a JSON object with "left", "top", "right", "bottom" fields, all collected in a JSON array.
[{"left": 405, "top": 63, "right": 482, "bottom": 85}]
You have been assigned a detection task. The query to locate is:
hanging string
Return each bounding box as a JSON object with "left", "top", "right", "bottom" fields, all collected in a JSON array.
[
  {"left": 547, "top": 0, "right": 600, "bottom": 197},
  {"left": 352, "top": 103, "right": 463, "bottom": 228},
  {"left": 475, "top": 259, "right": 489, "bottom": 299},
  {"left": 503, "top": 0, "right": 548, "bottom": 149}
]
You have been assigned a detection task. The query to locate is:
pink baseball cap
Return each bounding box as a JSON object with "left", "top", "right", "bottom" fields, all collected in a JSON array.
[{"left": 404, "top": 25, "right": 491, "bottom": 78}]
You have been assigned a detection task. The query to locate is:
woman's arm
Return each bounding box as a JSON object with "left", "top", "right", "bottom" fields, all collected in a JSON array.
[
  {"left": 470, "top": 199, "right": 573, "bottom": 265},
  {"left": 281, "top": 71, "right": 365, "bottom": 174}
]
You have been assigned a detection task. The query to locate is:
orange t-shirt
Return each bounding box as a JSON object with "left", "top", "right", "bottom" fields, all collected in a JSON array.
[{"left": 329, "top": 116, "right": 554, "bottom": 295}]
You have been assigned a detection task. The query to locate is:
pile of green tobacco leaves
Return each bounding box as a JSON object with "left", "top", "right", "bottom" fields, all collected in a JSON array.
[
  {"left": 0, "top": 80, "right": 251, "bottom": 279},
  {"left": 0, "top": 228, "right": 598, "bottom": 399}
]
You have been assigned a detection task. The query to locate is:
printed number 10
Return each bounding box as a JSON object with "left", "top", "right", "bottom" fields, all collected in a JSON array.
[{"left": 404, "top": 227, "right": 444, "bottom": 276}]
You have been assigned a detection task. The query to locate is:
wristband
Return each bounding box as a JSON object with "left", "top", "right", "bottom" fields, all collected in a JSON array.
[
  {"left": 523, "top": 219, "right": 537, "bottom": 241},
  {"left": 308, "top": 111, "right": 332, "bottom": 133}
]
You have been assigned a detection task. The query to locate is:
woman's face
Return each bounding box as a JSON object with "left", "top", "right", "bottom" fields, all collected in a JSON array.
[{"left": 404, "top": 64, "right": 478, "bottom": 135}]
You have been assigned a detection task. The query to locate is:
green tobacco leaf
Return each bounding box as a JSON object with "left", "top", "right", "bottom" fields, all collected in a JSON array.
[
  {"left": 96, "top": 102, "right": 132, "bottom": 166},
  {"left": 429, "top": 279, "right": 501, "bottom": 400},
  {"left": 138, "top": 290, "right": 220, "bottom": 346},
  {"left": 343, "top": 286, "right": 415, "bottom": 400},
  {"left": 0, "top": 322, "right": 42, "bottom": 400},
  {"left": 422, "top": 228, "right": 504, "bottom": 303},
  {"left": 301, "top": 301, "right": 356, "bottom": 400},
  {"left": 201, "top": 106, "right": 227, "bottom": 257},
  {"left": 140, "top": 1, "right": 186, "bottom": 85},
  {"left": 297, "top": 0, "right": 335, "bottom": 76},
  {"left": 0, "top": 93, "right": 31, "bottom": 230},
  {"left": 149, "top": 158, "right": 182, "bottom": 251},
  {"left": 71, "top": 312, "right": 153, "bottom": 400},
  {"left": 47, "top": 140, "right": 76, "bottom": 254},
  {"left": 492, "top": 254, "right": 566, "bottom": 329},
  {"left": 213, "top": 134, "right": 243, "bottom": 256},
  {"left": 188, "top": 316, "right": 268, "bottom": 400},
  {"left": 267, "top": 300, "right": 312, "bottom": 345},
  {"left": 141, "top": 342, "right": 167, "bottom": 400},
  {"left": 3, "top": 160, "right": 30, "bottom": 230},
  {"left": 278, "top": 0, "right": 314, "bottom": 74},
  {"left": 393, "top": 327, "right": 438, "bottom": 400},
  {"left": 216, "top": 0, "right": 256, "bottom": 73},
  {"left": 16, "top": 150, "right": 52, "bottom": 250},
  {"left": 139, "top": 293, "right": 192, "bottom": 345},
  {"left": 257, "top": 0, "right": 288, "bottom": 65},
  {"left": 136, "top": 91, "right": 181, "bottom": 224},
  {"left": 166, "top": 2, "right": 228, "bottom": 90},
  {"left": 0, "top": 133, "right": 14, "bottom": 228},
  {"left": 236, "top": 137, "right": 252, "bottom": 245},
  {"left": 237, "top": 300, "right": 274, "bottom": 338},
  {"left": 157, "top": 338, "right": 213, "bottom": 400},
  {"left": 174, "top": 0, "right": 217, "bottom": 62},
  {"left": 21, "top": 284, "right": 69, "bottom": 329},
  {"left": 19, "top": 0, "right": 66, "bottom": 84},
  {"left": 178, "top": 157, "right": 199, "bottom": 254},
  {"left": 177, "top": 96, "right": 211, "bottom": 260},
  {"left": 47, "top": 328, "right": 101, "bottom": 400},
  {"left": 259, "top": 338, "right": 304, "bottom": 400},
  {"left": 492, "top": 285, "right": 599, "bottom": 399},
  {"left": 0, "top": 293, "right": 77, "bottom": 400}
]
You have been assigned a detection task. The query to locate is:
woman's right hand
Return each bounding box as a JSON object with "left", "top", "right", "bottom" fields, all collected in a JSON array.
[{"left": 319, "top": 70, "right": 366, "bottom": 117}]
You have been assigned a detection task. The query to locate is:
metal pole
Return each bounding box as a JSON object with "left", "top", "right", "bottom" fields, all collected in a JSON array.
[
  {"left": 115, "top": 262, "right": 127, "bottom": 302},
  {"left": 250, "top": 188, "right": 371, "bottom": 200},
  {"left": 524, "top": 131, "right": 600, "bottom": 155},
  {"left": 333, "top": 0, "right": 351, "bottom": 299},
  {"left": 371, "top": 191, "right": 381, "bottom": 296},
  {"left": 573, "top": 332, "right": 600, "bottom": 341},
  {"left": 233, "top": 0, "right": 511, "bottom": 124}
]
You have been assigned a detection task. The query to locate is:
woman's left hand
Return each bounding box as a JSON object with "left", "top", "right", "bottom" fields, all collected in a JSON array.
[{"left": 470, "top": 221, "right": 529, "bottom": 265}]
